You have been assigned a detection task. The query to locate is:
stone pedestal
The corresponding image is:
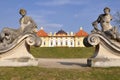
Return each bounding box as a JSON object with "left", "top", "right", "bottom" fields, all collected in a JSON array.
[
  {"left": 87, "top": 58, "right": 120, "bottom": 67},
  {"left": 85, "top": 7, "right": 120, "bottom": 67},
  {"left": 0, "top": 40, "right": 34, "bottom": 60},
  {"left": 0, "top": 59, "right": 38, "bottom": 67},
  {"left": 0, "top": 8, "right": 41, "bottom": 66},
  {"left": 86, "top": 33, "right": 120, "bottom": 67},
  {"left": 0, "top": 33, "right": 41, "bottom": 65}
]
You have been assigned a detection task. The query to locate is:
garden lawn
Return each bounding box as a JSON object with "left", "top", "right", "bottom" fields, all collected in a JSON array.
[
  {"left": 0, "top": 67, "right": 119, "bottom": 80},
  {"left": 30, "top": 47, "right": 94, "bottom": 58}
]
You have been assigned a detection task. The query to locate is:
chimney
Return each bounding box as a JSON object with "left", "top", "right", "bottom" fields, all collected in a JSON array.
[
  {"left": 70, "top": 32, "right": 74, "bottom": 36},
  {"left": 49, "top": 32, "right": 52, "bottom": 36},
  {"left": 80, "top": 27, "right": 83, "bottom": 30},
  {"left": 41, "top": 27, "right": 44, "bottom": 30}
]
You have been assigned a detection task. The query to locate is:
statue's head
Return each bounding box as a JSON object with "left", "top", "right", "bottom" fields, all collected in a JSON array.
[
  {"left": 103, "top": 7, "right": 110, "bottom": 14},
  {"left": 19, "top": 9, "right": 27, "bottom": 16}
]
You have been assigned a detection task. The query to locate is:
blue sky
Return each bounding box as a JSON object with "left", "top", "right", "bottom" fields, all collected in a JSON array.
[{"left": 0, "top": 0, "right": 120, "bottom": 33}]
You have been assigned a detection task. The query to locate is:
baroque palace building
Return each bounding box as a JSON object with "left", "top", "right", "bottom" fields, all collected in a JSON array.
[{"left": 37, "top": 27, "right": 88, "bottom": 47}]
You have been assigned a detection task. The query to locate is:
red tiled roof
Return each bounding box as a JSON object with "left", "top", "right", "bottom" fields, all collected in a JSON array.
[
  {"left": 37, "top": 29, "right": 48, "bottom": 37},
  {"left": 75, "top": 29, "right": 88, "bottom": 37}
]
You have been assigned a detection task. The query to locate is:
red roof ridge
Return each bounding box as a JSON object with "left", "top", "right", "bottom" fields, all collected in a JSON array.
[
  {"left": 37, "top": 29, "right": 48, "bottom": 37},
  {"left": 75, "top": 29, "right": 88, "bottom": 37}
]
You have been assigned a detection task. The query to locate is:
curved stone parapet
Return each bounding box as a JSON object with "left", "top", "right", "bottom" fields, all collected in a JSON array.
[
  {"left": 0, "top": 32, "right": 42, "bottom": 60},
  {"left": 0, "top": 8, "right": 42, "bottom": 64},
  {"left": 86, "top": 32, "right": 120, "bottom": 58},
  {"left": 86, "top": 7, "right": 120, "bottom": 67},
  {"left": 85, "top": 32, "right": 120, "bottom": 67}
]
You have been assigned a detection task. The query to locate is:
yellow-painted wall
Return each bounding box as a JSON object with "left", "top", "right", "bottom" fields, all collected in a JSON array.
[
  {"left": 40, "top": 36, "right": 85, "bottom": 47},
  {"left": 74, "top": 37, "right": 85, "bottom": 47}
]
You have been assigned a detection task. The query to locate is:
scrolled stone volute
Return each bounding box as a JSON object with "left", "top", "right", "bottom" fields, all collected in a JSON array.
[
  {"left": 25, "top": 34, "right": 42, "bottom": 47},
  {"left": 86, "top": 32, "right": 120, "bottom": 67},
  {"left": 0, "top": 9, "right": 42, "bottom": 60},
  {"left": 87, "top": 34, "right": 100, "bottom": 46}
]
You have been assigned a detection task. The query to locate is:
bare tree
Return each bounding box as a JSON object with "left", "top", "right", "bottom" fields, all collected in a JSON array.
[{"left": 113, "top": 11, "right": 120, "bottom": 31}]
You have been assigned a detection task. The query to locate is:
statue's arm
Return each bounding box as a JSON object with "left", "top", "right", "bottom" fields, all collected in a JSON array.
[
  {"left": 92, "top": 15, "right": 101, "bottom": 31},
  {"left": 29, "top": 17, "right": 37, "bottom": 27}
]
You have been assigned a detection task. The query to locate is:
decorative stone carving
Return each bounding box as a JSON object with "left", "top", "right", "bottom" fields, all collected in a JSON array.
[
  {"left": 84, "top": 7, "right": 120, "bottom": 67},
  {"left": 0, "top": 9, "right": 41, "bottom": 61},
  {"left": 92, "top": 7, "right": 120, "bottom": 41}
]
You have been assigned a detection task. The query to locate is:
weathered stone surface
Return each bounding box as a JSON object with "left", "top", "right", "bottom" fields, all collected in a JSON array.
[
  {"left": 0, "top": 9, "right": 41, "bottom": 61},
  {"left": 0, "top": 34, "right": 41, "bottom": 60},
  {"left": 85, "top": 7, "right": 120, "bottom": 67},
  {"left": 86, "top": 31, "right": 120, "bottom": 67},
  {"left": 87, "top": 58, "right": 120, "bottom": 67},
  {"left": 0, "top": 59, "right": 38, "bottom": 67}
]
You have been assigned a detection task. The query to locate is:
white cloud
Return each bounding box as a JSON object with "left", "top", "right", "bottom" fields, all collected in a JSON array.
[
  {"left": 43, "top": 23, "right": 63, "bottom": 28},
  {"left": 29, "top": 14, "right": 45, "bottom": 24},
  {"left": 29, "top": 10, "right": 56, "bottom": 25},
  {"left": 29, "top": 14, "right": 63, "bottom": 30},
  {"left": 35, "top": 10, "right": 56, "bottom": 16},
  {"left": 40, "top": 23, "right": 63, "bottom": 32},
  {"left": 35, "top": 0, "right": 87, "bottom": 6},
  {"left": 29, "top": 10, "right": 56, "bottom": 18},
  {"left": 74, "top": 14, "right": 80, "bottom": 18}
]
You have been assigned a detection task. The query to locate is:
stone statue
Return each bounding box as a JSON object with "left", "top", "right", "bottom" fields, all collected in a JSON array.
[
  {"left": 0, "top": 9, "right": 39, "bottom": 48},
  {"left": 19, "top": 9, "right": 38, "bottom": 33},
  {"left": 84, "top": 7, "right": 120, "bottom": 67},
  {"left": 92, "top": 7, "right": 120, "bottom": 41},
  {"left": 0, "top": 9, "right": 41, "bottom": 60}
]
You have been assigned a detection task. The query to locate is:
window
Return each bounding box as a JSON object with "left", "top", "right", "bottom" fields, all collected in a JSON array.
[
  {"left": 61, "top": 42, "right": 63, "bottom": 46},
  {"left": 51, "top": 41, "right": 53, "bottom": 46},
  {"left": 71, "top": 42, "right": 73, "bottom": 45},
  {"left": 44, "top": 41, "right": 46, "bottom": 45},
  {"left": 78, "top": 41, "right": 80, "bottom": 45},
  {"left": 56, "top": 42, "right": 58, "bottom": 46},
  {"left": 66, "top": 41, "right": 67, "bottom": 45}
]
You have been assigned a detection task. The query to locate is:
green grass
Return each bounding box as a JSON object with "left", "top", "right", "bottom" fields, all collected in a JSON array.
[
  {"left": 30, "top": 47, "right": 94, "bottom": 58},
  {"left": 0, "top": 67, "right": 119, "bottom": 80},
  {"left": 0, "top": 47, "right": 119, "bottom": 80}
]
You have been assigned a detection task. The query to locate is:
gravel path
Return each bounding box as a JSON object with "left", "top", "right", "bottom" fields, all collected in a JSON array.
[
  {"left": 0, "top": 58, "right": 89, "bottom": 69},
  {"left": 38, "top": 58, "right": 88, "bottom": 69}
]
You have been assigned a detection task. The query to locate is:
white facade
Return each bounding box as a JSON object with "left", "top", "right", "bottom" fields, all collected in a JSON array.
[
  {"left": 48, "top": 36, "right": 75, "bottom": 47},
  {"left": 37, "top": 27, "right": 88, "bottom": 47}
]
